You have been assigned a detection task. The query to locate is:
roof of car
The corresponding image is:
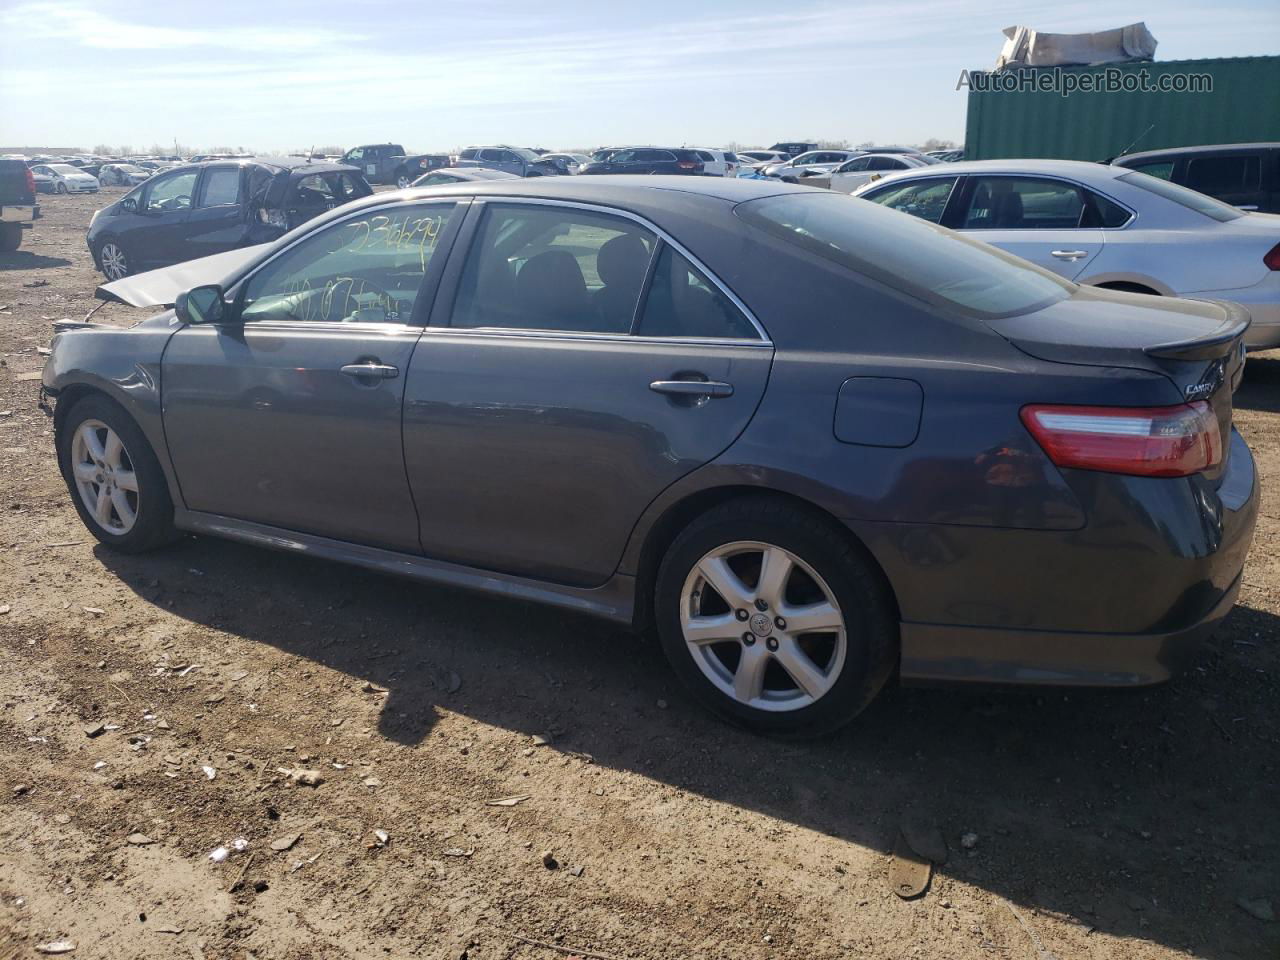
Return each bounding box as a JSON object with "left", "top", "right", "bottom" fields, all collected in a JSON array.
[
  {"left": 1116, "top": 142, "right": 1280, "bottom": 162},
  {"left": 158, "top": 156, "right": 360, "bottom": 176},
  {"left": 886, "top": 158, "right": 1128, "bottom": 180}
]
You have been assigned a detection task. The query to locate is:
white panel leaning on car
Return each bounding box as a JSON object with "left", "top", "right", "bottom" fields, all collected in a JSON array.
[{"left": 852, "top": 159, "right": 1280, "bottom": 350}]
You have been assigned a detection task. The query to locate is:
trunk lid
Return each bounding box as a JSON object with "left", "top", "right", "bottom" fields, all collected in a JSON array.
[{"left": 986, "top": 286, "right": 1249, "bottom": 485}]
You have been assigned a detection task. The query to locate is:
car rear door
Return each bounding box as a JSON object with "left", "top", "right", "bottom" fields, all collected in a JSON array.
[
  {"left": 402, "top": 199, "right": 773, "bottom": 587},
  {"left": 160, "top": 199, "right": 464, "bottom": 552},
  {"left": 951, "top": 174, "right": 1103, "bottom": 279},
  {"left": 183, "top": 165, "right": 249, "bottom": 259}
]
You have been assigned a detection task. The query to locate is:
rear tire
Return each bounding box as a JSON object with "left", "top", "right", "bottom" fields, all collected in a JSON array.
[
  {"left": 55, "top": 182, "right": 67, "bottom": 194},
  {"left": 654, "top": 497, "right": 897, "bottom": 736},
  {"left": 57, "top": 394, "right": 178, "bottom": 553},
  {"left": 0, "top": 222, "right": 21, "bottom": 252}
]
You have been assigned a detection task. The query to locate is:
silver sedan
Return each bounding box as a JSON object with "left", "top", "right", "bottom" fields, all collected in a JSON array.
[{"left": 853, "top": 159, "right": 1280, "bottom": 350}]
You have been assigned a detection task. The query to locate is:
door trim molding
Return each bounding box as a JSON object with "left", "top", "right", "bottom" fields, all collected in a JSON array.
[{"left": 173, "top": 509, "right": 638, "bottom": 624}]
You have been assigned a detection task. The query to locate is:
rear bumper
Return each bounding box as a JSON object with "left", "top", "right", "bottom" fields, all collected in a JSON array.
[{"left": 887, "top": 428, "right": 1259, "bottom": 687}]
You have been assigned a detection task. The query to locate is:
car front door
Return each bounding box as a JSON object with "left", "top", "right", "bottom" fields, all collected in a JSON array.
[
  {"left": 183, "top": 165, "right": 248, "bottom": 259},
  {"left": 951, "top": 175, "right": 1103, "bottom": 279},
  {"left": 402, "top": 200, "right": 773, "bottom": 587},
  {"left": 1184, "top": 152, "right": 1265, "bottom": 210},
  {"left": 160, "top": 199, "right": 463, "bottom": 552},
  {"left": 125, "top": 168, "right": 200, "bottom": 270}
]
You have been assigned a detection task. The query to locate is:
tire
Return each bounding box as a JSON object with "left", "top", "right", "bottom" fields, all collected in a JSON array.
[
  {"left": 96, "top": 239, "right": 130, "bottom": 280},
  {"left": 395, "top": 171, "right": 411, "bottom": 189},
  {"left": 654, "top": 497, "right": 897, "bottom": 736},
  {"left": 0, "top": 221, "right": 21, "bottom": 253},
  {"left": 57, "top": 394, "right": 178, "bottom": 553},
  {"left": 55, "top": 182, "right": 67, "bottom": 194}
]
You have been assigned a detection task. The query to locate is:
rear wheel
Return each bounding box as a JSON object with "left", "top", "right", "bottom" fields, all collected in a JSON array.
[
  {"left": 654, "top": 497, "right": 897, "bottom": 736},
  {"left": 0, "top": 222, "right": 21, "bottom": 252},
  {"left": 57, "top": 394, "right": 178, "bottom": 553},
  {"left": 55, "top": 182, "right": 67, "bottom": 194},
  {"left": 97, "top": 240, "right": 130, "bottom": 280}
]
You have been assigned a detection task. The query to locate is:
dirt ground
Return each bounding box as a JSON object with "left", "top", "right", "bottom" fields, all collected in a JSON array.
[{"left": 1, "top": 190, "right": 1277, "bottom": 960}]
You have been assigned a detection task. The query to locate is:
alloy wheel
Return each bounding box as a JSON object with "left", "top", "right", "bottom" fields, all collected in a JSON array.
[
  {"left": 56, "top": 182, "right": 67, "bottom": 194},
  {"left": 396, "top": 175, "right": 411, "bottom": 188},
  {"left": 680, "top": 541, "right": 847, "bottom": 712},
  {"left": 99, "top": 242, "right": 128, "bottom": 280},
  {"left": 71, "top": 419, "right": 139, "bottom": 535}
]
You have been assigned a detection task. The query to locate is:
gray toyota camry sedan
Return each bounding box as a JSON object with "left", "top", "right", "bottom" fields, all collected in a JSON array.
[{"left": 42, "top": 176, "right": 1258, "bottom": 736}]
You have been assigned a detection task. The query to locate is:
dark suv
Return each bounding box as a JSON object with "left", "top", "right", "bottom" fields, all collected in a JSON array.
[
  {"left": 1112, "top": 142, "right": 1280, "bottom": 212},
  {"left": 579, "top": 148, "right": 706, "bottom": 176},
  {"left": 339, "top": 143, "right": 450, "bottom": 187},
  {"left": 86, "top": 157, "right": 372, "bottom": 280}
]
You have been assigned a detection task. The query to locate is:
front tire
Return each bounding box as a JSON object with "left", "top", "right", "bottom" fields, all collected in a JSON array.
[
  {"left": 654, "top": 497, "right": 897, "bottom": 736},
  {"left": 55, "top": 182, "right": 67, "bottom": 194},
  {"left": 57, "top": 394, "right": 178, "bottom": 553},
  {"left": 0, "top": 222, "right": 21, "bottom": 252},
  {"left": 97, "top": 240, "right": 130, "bottom": 280}
]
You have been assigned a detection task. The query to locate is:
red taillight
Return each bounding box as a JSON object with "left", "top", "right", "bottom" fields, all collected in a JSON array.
[
  {"left": 1264, "top": 242, "right": 1280, "bottom": 271},
  {"left": 1020, "top": 402, "right": 1222, "bottom": 478},
  {"left": 24, "top": 167, "right": 35, "bottom": 195}
]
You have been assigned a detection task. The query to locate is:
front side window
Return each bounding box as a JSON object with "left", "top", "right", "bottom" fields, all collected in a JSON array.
[
  {"left": 738, "top": 192, "right": 1072, "bottom": 318},
  {"left": 960, "top": 176, "right": 1084, "bottom": 230},
  {"left": 197, "top": 167, "right": 241, "bottom": 208},
  {"left": 292, "top": 174, "right": 337, "bottom": 207},
  {"left": 839, "top": 158, "right": 871, "bottom": 173},
  {"left": 1117, "top": 170, "right": 1244, "bottom": 222},
  {"left": 636, "top": 247, "right": 757, "bottom": 340},
  {"left": 144, "top": 171, "right": 198, "bottom": 213},
  {"left": 1186, "top": 155, "right": 1261, "bottom": 195},
  {"left": 863, "top": 177, "right": 958, "bottom": 224},
  {"left": 451, "top": 204, "right": 655, "bottom": 334},
  {"left": 240, "top": 203, "right": 455, "bottom": 324},
  {"left": 868, "top": 157, "right": 904, "bottom": 171},
  {"left": 458, "top": 149, "right": 479, "bottom": 160},
  {"left": 1127, "top": 159, "right": 1173, "bottom": 181}
]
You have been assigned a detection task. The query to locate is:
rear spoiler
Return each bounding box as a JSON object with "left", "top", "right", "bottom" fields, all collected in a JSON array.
[{"left": 1144, "top": 301, "right": 1251, "bottom": 361}]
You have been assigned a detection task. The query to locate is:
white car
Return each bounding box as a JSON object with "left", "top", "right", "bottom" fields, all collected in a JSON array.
[
  {"left": 762, "top": 149, "right": 863, "bottom": 179},
  {"left": 97, "top": 163, "right": 151, "bottom": 187},
  {"left": 31, "top": 163, "right": 99, "bottom": 194},
  {"left": 810, "top": 153, "right": 933, "bottom": 192},
  {"left": 691, "top": 149, "right": 739, "bottom": 178},
  {"left": 852, "top": 159, "right": 1280, "bottom": 350}
]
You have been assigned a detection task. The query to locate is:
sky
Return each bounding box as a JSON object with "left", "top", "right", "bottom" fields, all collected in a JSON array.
[{"left": 0, "top": 0, "right": 1276, "bottom": 153}]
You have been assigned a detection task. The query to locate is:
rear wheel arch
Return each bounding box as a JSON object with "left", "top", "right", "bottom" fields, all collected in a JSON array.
[{"left": 631, "top": 485, "right": 900, "bottom": 633}]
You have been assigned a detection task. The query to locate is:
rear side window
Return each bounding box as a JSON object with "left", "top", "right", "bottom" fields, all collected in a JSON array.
[
  {"left": 738, "top": 192, "right": 1072, "bottom": 318},
  {"left": 451, "top": 204, "right": 656, "bottom": 334},
  {"left": 863, "top": 177, "right": 958, "bottom": 223},
  {"left": 459, "top": 149, "right": 479, "bottom": 160},
  {"left": 1081, "top": 190, "right": 1132, "bottom": 228},
  {"left": 292, "top": 174, "right": 337, "bottom": 205},
  {"left": 1117, "top": 171, "right": 1244, "bottom": 222},
  {"left": 1186, "top": 155, "right": 1261, "bottom": 194},
  {"left": 197, "top": 168, "right": 241, "bottom": 208},
  {"left": 961, "top": 176, "right": 1084, "bottom": 229},
  {"left": 636, "top": 247, "right": 757, "bottom": 340}
]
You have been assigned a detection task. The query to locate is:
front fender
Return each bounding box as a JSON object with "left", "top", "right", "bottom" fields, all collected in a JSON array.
[{"left": 43, "top": 314, "right": 184, "bottom": 508}]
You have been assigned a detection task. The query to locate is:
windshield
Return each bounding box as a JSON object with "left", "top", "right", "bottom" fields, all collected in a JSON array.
[
  {"left": 736, "top": 192, "right": 1073, "bottom": 318},
  {"left": 513, "top": 148, "right": 539, "bottom": 162},
  {"left": 50, "top": 164, "right": 80, "bottom": 174},
  {"left": 1116, "top": 171, "right": 1245, "bottom": 222},
  {"left": 118, "top": 165, "right": 145, "bottom": 174}
]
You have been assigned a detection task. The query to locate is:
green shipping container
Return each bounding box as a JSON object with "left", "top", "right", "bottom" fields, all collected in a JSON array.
[{"left": 963, "top": 55, "right": 1280, "bottom": 161}]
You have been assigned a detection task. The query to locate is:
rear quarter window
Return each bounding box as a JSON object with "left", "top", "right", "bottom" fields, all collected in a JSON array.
[{"left": 736, "top": 192, "right": 1073, "bottom": 319}]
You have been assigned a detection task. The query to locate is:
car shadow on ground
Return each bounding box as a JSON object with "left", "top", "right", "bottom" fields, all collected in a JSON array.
[
  {"left": 0, "top": 251, "right": 73, "bottom": 271},
  {"left": 1236, "top": 353, "right": 1280, "bottom": 414},
  {"left": 98, "top": 537, "right": 1277, "bottom": 960}
]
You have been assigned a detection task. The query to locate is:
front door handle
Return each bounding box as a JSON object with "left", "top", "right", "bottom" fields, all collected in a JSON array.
[
  {"left": 1050, "top": 249, "right": 1089, "bottom": 261},
  {"left": 649, "top": 380, "right": 734, "bottom": 399},
  {"left": 340, "top": 362, "right": 399, "bottom": 380}
]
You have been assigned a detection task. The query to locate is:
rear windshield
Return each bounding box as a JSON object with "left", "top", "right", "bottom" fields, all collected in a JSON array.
[
  {"left": 1116, "top": 171, "right": 1244, "bottom": 222},
  {"left": 736, "top": 192, "right": 1073, "bottom": 318}
]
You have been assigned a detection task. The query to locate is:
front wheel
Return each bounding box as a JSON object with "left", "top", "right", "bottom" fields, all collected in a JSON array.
[
  {"left": 97, "top": 240, "right": 130, "bottom": 280},
  {"left": 55, "top": 182, "right": 67, "bottom": 194},
  {"left": 57, "top": 394, "right": 178, "bottom": 553},
  {"left": 395, "top": 172, "right": 411, "bottom": 188},
  {"left": 654, "top": 498, "right": 897, "bottom": 736}
]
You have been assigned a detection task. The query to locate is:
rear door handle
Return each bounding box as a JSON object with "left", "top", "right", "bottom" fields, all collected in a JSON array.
[
  {"left": 1050, "top": 249, "right": 1089, "bottom": 260},
  {"left": 340, "top": 362, "right": 399, "bottom": 379},
  {"left": 649, "top": 380, "right": 734, "bottom": 398}
]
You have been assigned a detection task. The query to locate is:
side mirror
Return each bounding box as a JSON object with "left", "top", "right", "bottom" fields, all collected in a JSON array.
[
  {"left": 175, "top": 284, "right": 227, "bottom": 325},
  {"left": 120, "top": 197, "right": 137, "bottom": 212}
]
